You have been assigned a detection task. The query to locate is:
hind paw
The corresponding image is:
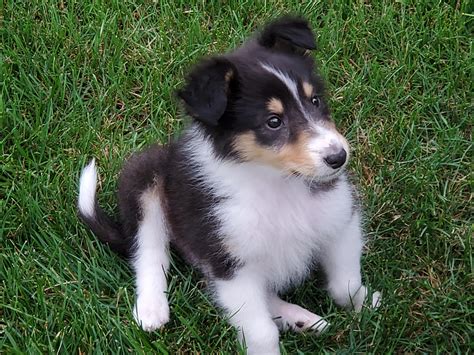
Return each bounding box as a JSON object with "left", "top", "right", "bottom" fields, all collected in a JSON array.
[{"left": 271, "top": 299, "right": 329, "bottom": 334}]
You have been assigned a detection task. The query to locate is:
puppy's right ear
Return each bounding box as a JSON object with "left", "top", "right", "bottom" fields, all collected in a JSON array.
[{"left": 178, "top": 58, "right": 237, "bottom": 126}]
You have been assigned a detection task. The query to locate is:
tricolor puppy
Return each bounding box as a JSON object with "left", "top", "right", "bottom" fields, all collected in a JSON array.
[{"left": 78, "top": 17, "right": 381, "bottom": 354}]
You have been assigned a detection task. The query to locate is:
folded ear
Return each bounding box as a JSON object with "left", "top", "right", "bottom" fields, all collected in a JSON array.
[
  {"left": 259, "top": 16, "right": 316, "bottom": 55},
  {"left": 178, "top": 58, "right": 237, "bottom": 126}
]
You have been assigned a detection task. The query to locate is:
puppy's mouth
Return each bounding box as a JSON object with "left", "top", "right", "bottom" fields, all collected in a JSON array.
[
  {"left": 289, "top": 167, "right": 344, "bottom": 182},
  {"left": 318, "top": 169, "right": 344, "bottom": 182}
]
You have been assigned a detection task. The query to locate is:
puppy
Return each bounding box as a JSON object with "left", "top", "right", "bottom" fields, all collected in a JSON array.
[{"left": 78, "top": 17, "right": 381, "bottom": 354}]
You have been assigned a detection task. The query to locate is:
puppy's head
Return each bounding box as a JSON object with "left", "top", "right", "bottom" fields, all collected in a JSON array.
[{"left": 178, "top": 16, "right": 349, "bottom": 182}]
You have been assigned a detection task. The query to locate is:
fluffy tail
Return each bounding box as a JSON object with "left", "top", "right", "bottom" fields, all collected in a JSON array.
[{"left": 78, "top": 159, "right": 130, "bottom": 257}]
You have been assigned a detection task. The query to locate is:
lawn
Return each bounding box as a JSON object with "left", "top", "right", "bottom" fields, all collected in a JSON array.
[{"left": 1, "top": 0, "right": 472, "bottom": 353}]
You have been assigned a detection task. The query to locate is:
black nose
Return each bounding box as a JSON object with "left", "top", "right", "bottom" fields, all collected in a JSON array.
[{"left": 324, "top": 149, "right": 347, "bottom": 169}]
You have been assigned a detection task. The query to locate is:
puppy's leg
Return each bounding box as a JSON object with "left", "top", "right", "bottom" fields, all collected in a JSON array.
[
  {"left": 269, "top": 294, "right": 329, "bottom": 334},
  {"left": 321, "top": 213, "right": 381, "bottom": 311},
  {"left": 214, "top": 271, "right": 280, "bottom": 355},
  {"left": 132, "top": 189, "right": 170, "bottom": 331}
]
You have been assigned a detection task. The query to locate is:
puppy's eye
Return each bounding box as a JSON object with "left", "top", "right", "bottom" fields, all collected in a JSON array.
[
  {"left": 267, "top": 116, "right": 282, "bottom": 129},
  {"left": 311, "top": 96, "right": 321, "bottom": 107}
]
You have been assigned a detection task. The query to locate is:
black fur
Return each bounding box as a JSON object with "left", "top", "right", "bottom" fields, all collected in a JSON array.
[
  {"left": 177, "top": 58, "right": 237, "bottom": 127},
  {"left": 76, "top": 19, "right": 376, "bottom": 351},
  {"left": 259, "top": 16, "right": 316, "bottom": 54},
  {"left": 78, "top": 205, "right": 129, "bottom": 257},
  {"left": 177, "top": 17, "right": 329, "bottom": 161},
  {"left": 117, "top": 144, "right": 168, "bottom": 242},
  {"left": 80, "top": 16, "right": 333, "bottom": 279},
  {"left": 164, "top": 138, "right": 241, "bottom": 279},
  {"left": 79, "top": 145, "right": 169, "bottom": 258}
]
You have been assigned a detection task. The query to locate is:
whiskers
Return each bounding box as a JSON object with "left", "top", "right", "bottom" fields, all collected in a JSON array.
[{"left": 281, "top": 169, "right": 340, "bottom": 194}]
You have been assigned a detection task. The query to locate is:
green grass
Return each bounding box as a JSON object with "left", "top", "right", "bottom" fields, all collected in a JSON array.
[{"left": 1, "top": 0, "right": 472, "bottom": 353}]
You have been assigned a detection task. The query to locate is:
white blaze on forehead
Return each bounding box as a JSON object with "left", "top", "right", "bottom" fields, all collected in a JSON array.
[
  {"left": 260, "top": 63, "right": 309, "bottom": 120},
  {"left": 261, "top": 63, "right": 299, "bottom": 101}
]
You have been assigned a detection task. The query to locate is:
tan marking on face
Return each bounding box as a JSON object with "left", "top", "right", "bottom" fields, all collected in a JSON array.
[
  {"left": 233, "top": 132, "right": 316, "bottom": 176},
  {"left": 266, "top": 98, "right": 284, "bottom": 115},
  {"left": 302, "top": 82, "right": 313, "bottom": 98}
]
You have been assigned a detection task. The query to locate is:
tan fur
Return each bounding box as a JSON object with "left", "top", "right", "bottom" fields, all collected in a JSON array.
[
  {"left": 266, "top": 98, "right": 284, "bottom": 114},
  {"left": 302, "top": 82, "right": 313, "bottom": 98},
  {"left": 233, "top": 132, "right": 315, "bottom": 176},
  {"left": 224, "top": 69, "right": 234, "bottom": 82}
]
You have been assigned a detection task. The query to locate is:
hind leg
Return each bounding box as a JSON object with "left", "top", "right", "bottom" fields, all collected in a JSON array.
[
  {"left": 269, "top": 294, "right": 329, "bottom": 334},
  {"left": 132, "top": 188, "right": 170, "bottom": 331}
]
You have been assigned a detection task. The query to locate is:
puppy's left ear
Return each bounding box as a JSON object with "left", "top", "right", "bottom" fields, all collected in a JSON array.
[
  {"left": 178, "top": 57, "right": 237, "bottom": 126},
  {"left": 259, "top": 16, "right": 316, "bottom": 55}
]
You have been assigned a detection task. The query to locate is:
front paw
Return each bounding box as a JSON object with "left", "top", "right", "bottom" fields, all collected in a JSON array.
[
  {"left": 350, "top": 286, "right": 382, "bottom": 312},
  {"left": 240, "top": 320, "right": 281, "bottom": 355},
  {"left": 133, "top": 293, "right": 170, "bottom": 332}
]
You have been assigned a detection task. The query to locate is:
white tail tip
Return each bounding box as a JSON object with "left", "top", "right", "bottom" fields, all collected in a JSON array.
[{"left": 78, "top": 159, "right": 97, "bottom": 218}]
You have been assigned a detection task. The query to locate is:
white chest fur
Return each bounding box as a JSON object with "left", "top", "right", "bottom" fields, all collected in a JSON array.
[
  {"left": 215, "top": 164, "right": 353, "bottom": 289},
  {"left": 187, "top": 132, "right": 355, "bottom": 290}
]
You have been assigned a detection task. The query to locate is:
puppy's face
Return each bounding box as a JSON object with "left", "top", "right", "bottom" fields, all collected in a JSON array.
[
  {"left": 231, "top": 59, "right": 349, "bottom": 182},
  {"left": 179, "top": 17, "right": 349, "bottom": 182}
]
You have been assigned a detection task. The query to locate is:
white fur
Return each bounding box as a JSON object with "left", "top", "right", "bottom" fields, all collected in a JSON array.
[
  {"left": 78, "top": 159, "right": 97, "bottom": 218},
  {"left": 306, "top": 126, "right": 349, "bottom": 182},
  {"left": 132, "top": 189, "right": 170, "bottom": 331},
  {"left": 269, "top": 295, "right": 329, "bottom": 333},
  {"left": 187, "top": 128, "right": 353, "bottom": 290},
  {"left": 214, "top": 271, "right": 280, "bottom": 355},
  {"left": 260, "top": 63, "right": 351, "bottom": 181},
  {"left": 314, "top": 125, "right": 350, "bottom": 156},
  {"left": 261, "top": 63, "right": 300, "bottom": 104},
  {"left": 261, "top": 63, "right": 310, "bottom": 121},
  {"left": 320, "top": 212, "right": 382, "bottom": 311},
  {"left": 185, "top": 129, "right": 380, "bottom": 353},
  {"left": 310, "top": 125, "right": 350, "bottom": 160}
]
